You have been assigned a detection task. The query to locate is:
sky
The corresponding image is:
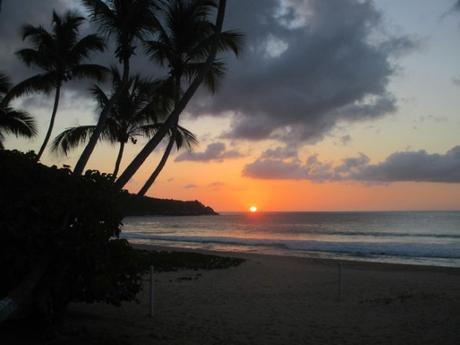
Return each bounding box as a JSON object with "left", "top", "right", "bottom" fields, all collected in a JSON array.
[{"left": 1, "top": 0, "right": 460, "bottom": 212}]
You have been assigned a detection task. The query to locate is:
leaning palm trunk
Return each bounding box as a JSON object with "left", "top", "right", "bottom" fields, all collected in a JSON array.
[
  {"left": 138, "top": 134, "right": 175, "bottom": 196},
  {"left": 112, "top": 141, "right": 125, "bottom": 178},
  {"left": 0, "top": 254, "right": 50, "bottom": 323},
  {"left": 138, "top": 74, "right": 181, "bottom": 195},
  {"left": 74, "top": 59, "right": 130, "bottom": 176},
  {"left": 115, "top": 0, "right": 227, "bottom": 189},
  {"left": 36, "top": 83, "right": 61, "bottom": 161}
]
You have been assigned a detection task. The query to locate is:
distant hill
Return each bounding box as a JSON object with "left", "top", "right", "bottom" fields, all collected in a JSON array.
[{"left": 123, "top": 194, "right": 218, "bottom": 216}]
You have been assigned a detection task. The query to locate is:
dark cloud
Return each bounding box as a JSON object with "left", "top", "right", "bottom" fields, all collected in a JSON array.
[
  {"left": 340, "top": 135, "right": 352, "bottom": 145},
  {"left": 260, "top": 146, "right": 299, "bottom": 159},
  {"left": 0, "top": 0, "right": 415, "bottom": 144},
  {"left": 190, "top": 0, "right": 415, "bottom": 144},
  {"left": 0, "top": 1, "right": 83, "bottom": 82},
  {"left": 175, "top": 142, "right": 243, "bottom": 162},
  {"left": 184, "top": 184, "right": 198, "bottom": 189},
  {"left": 243, "top": 159, "right": 310, "bottom": 180},
  {"left": 455, "top": 0, "right": 460, "bottom": 11},
  {"left": 453, "top": 77, "right": 460, "bottom": 86},
  {"left": 243, "top": 146, "right": 460, "bottom": 183},
  {"left": 0, "top": 0, "right": 164, "bottom": 103}
]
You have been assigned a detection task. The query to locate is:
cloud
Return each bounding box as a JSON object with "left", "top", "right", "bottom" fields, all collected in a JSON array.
[
  {"left": 184, "top": 184, "right": 198, "bottom": 189},
  {"left": 189, "top": 0, "right": 416, "bottom": 144},
  {"left": 0, "top": 0, "right": 416, "bottom": 147},
  {"left": 455, "top": 0, "right": 460, "bottom": 11},
  {"left": 175, "top": 142, "right": 244, "bottom": 162},
  {"left": 340, "top": 135, "right": 352, "bottom": 145},
  {"left": 243, "top": 146, "right": 460, "bottom": 183},
  {"left": 0, "top": 0, "right": 163, "bottom": 103},
  {"left": 0, "top": 1, "right": 85, "bottom": 83},
  {"left": 208, "top": 182, "right": 226, "bottom": 190},
  {"left": 243, "top": 159, "right": 309, "bottom": 180},
  {"left": 260, "top": 146, "right": 299, "bottom": 159},
  {"left": 453, "top": 77, "right": 460, "bottom": 86}
]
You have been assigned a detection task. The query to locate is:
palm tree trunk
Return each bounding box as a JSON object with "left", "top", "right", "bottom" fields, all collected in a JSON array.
[
  {"left": 0, "top": 208, "right": 72, "bottom": 324},
  {"left": 138, "top": 135, "right": 175, "bottom": 196},
  {"left": 0, "top": 256, "right": 49, "bottom": 323},
  {"left": 74, "top": 58, "right": 130, "bottom": 176},
  {"left": 115, "top": 0, "right": 227, "bottom": 189},
  {"left": 138, "top": 74, "right": 181, "bottom": 195},
  {"left": 36, "top": 83, "right": 61, "bottom": 161},
  {"left": 112, "top": 141, "right": 125, "bottom": 178}
]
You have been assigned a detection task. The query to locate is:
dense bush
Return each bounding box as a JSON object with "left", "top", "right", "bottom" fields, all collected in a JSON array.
[{"left": 0, "top": 150, "right": 145, "bottom": 319}]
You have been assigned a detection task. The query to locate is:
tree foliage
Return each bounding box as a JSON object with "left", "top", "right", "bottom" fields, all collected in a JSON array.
[
  {"left": 0, "top": 72, "right": 37, "bottom": 149},
  {"left": 0, "top": 150, "right": 144, "bottom": 320}
]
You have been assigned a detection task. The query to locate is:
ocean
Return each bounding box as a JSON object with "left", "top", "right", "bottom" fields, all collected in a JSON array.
[{"left": 121, "top": 211, "right": 460, "bottom": 267}]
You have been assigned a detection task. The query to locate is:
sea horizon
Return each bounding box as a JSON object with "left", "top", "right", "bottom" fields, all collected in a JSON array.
[
  {"left": 216, "top": 209, "right": 460, "bottom": 214},
  {"left": 122, "top": 211, "right": 460, "bottom": 268}
]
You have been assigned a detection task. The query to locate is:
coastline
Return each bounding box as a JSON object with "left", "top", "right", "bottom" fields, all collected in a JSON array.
[
  {"left": 133, "top": 243, "right": 460, "bottom": 273},
  {"left": 62, "top": 244, "right": 460, "bottom": 345},
  {"left": 133, "top": 243, "right": 460, "bottom": 272}
]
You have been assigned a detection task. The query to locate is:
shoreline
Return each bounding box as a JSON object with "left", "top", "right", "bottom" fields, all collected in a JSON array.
[{"left": 132, "top": 243, "right": 460, "bottom": 272}]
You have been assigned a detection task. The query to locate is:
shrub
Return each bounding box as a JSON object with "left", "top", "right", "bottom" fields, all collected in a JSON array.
[{"left": 0, "top": 150, "right": 144, "bottom": 319}]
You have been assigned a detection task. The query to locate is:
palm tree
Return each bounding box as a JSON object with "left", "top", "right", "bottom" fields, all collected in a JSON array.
[
  {"left": 52, "top": 68, "right": 166, "bottom": 178},
  {"left": 74, "top": 0, "right": 160, "bottom": 175},
  {"left": 115, "top": 0, "right": 240, "bottom": 189},
  {"left": 10, "top": 10, "right": 107, "bottom": 161},
  {"left": 144, "top": 0, "right": 242, "bottom": 95},
  {"left": 137, "top": 124, "right": 197, "bottom": 195},
  {"left": 135, "top": 0, "right": 242, "bottom": 195},
  {"left": 0, "top": 72, "right": 37, "bottom": 149}
]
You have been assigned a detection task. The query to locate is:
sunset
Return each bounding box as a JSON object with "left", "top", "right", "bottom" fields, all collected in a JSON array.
[{"left": 1, "top": 0, "right": 460, "bottom": 344}]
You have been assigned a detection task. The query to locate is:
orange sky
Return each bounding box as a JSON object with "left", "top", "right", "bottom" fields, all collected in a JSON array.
[{"left": 3, "top": 0, "right": 460, "bottom": 212}]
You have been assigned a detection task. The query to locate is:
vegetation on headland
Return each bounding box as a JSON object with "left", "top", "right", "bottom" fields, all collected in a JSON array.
[
  {"left": 124, "top": 194, "right": 218, "bottom": 216},
  {"left": 0, "top": 0, "right": 243, "bottom": 328}
]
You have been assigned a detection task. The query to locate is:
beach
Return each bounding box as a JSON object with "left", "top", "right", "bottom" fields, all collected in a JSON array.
[{"left": 63, "top": 246, "right": 460, "bottom": 345}]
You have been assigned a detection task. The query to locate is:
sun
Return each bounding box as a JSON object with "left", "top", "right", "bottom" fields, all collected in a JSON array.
[{"left": 249, "top": 206, "right": 257, "bottom": 213}]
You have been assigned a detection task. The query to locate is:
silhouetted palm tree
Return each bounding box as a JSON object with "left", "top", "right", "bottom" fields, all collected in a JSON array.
[
  {"left": 10, "top": 11, "right": 107, "bottom": 161},
  {"left": 136, "top": 0, "right": 241, "bottom": 195},
  {"left": 74, "top": 0, "right": 160, "bottom": 175},
  {"left": 0, "top": 72, "right": 37, "bottom": 149},
  {"left": 144, "top": 0, "right": 242, "bottom": 97},
  {"left": 116, "top": 0, "right": 241, "bottom": 189},
  {"left": 138, "top": 124, "right": 197, "bottom": 195},
  {"left": 52, "top": 67, "right": 165, "bottom": 178}
]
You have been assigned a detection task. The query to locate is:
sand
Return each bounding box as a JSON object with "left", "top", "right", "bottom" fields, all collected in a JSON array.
[{"left": 65, "top": 247, "right": 460, "bottom": 345}]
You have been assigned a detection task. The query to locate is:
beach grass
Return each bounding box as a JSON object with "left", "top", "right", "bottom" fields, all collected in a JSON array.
[{"left": 136, "top": 248, "right": 245, "bottom": 272}]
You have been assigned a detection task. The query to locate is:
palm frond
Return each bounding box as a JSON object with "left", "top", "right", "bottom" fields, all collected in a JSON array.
[
  {"left": 71, "top": 64, "right": 109, "bottom": 82},
  {"left": 81, "top": 0, "right": 117, "bottom": 36},
  {"left": 175, "top": 125, "right": 198, "bottom": 151},
  {"left": 83, "top": 0, "right": 159, "bottom": 61},
  {"left": 51, "top": 125, "right": 97, "bottom": 155},
  {"left": 0, "top": 108, "right": 37, "bottom": 138},
  {"left": 16, "top": 48, "right": 52, "bottom": 71},
  {"left": 188, "top": 30, "right": 244, "bottom": 60},
  {"left": 184, "top": 60, "right": 226, "bottom": 93},
  {"left": 21, "top": 24, "right": 53, "bottom": 45},
  {"left": 138, "top": 123, "right": 161, "bottom": 137},
  {"left": 90, "top": 84, "right": 110, "bottom": 110},
  {"left": 5, "top": 73, "right": 57, "bottom": 102},
  {"left": 0, "top": 72, "right": 11, "bottom": 94},
  {"left": 71, "top": 34, "right": 106, "bottom": 60}
]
